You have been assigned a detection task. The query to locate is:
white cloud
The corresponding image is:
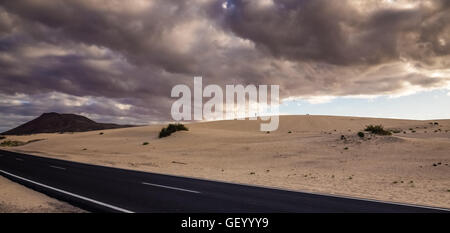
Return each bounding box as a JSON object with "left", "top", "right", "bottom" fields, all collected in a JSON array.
[
  {"left": 115, "top": 103, "right": 132, "bottom": 110},
  {"left": 284, "top": 96, "right": 336, "bottom": 104}
]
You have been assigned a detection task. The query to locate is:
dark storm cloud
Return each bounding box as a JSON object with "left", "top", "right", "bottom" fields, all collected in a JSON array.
[
  {"left": 221, "top": 0, "right": 450, "bottom": 66},
  {"left": 0, "top": 0, "right": 215, "bottom": 74},
  {"left": 0, "top": 0, "right": 449, "bottom": 130}
]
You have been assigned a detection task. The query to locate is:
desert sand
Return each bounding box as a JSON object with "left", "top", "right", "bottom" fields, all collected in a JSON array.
[
  {"left": 0, "top": 176, "right": 85, "bottom": 213},
  {"left": 1, "top": 115, "right": 449, "bottom": 209}
]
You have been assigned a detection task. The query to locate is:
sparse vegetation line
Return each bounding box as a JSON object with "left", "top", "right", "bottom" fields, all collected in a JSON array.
[
  {"left": 0, "top": 139, "right": 45, "bottom": 147},
  {"left": 0, "top": 140, "right": 27, "bottom": 147}
]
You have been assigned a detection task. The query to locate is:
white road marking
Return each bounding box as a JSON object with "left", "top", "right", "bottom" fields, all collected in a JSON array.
[
  {"left": 142, "top": 182, "right": 201, "bottom": 194},
  {"left": 0, "top": 169, "right": 134, "bottom": 213},
  {"left": 15, "top": 158, "right": 24, "bottom": 161},
  {"left": 49, "top": 165, "right": 66, "bottom": 170}
]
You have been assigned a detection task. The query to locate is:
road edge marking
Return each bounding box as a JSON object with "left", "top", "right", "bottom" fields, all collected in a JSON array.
[
  {"left": 142, "top": 182, "right": 201, "bottom": 194},
  {"left": 0, "top": 169, "right": 134, "bottom": 213}
]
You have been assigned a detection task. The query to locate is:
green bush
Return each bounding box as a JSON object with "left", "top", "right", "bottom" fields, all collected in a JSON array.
[
  {"left": 159, "top": 123, "right": 188, "bottom": 138},
  {"left": 364, "top": 125, "right": 392, "bottom": 136},
  {"left": 142, "top": 142, "right": 149, "bottom": 146},
  {"left": 357, "top": 132, "right": 364, "bottom": 138}
]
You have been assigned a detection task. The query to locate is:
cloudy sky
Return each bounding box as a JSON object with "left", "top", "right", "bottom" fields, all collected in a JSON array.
[{"left": 0, "top": 0, "right": 449, "bottom": 131}]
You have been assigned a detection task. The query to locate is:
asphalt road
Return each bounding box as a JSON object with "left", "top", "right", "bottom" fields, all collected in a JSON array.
[{"left": 0, "top": 149, "right": 447, "bottom": 213}]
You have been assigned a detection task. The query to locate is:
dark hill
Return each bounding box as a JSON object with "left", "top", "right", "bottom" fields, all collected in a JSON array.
[{"left": 1, "top": 112, "right": 135, "bottom": 135}]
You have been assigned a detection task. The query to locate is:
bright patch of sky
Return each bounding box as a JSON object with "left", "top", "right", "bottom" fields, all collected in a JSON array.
[{"left": 280, "top": 89, "right": 450, "bottom": 120}]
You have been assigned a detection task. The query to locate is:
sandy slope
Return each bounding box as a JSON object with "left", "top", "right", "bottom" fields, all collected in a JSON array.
[
  {"left": 0, "top": 176, "right": 85, "bottom": 213},
  {"left": 2, "top": 115, "right": 450, "bottom": 209}
]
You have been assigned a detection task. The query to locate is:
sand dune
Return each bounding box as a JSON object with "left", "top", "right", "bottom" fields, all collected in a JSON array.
[{"left": 2, "top": 115, "right": 450, "bottom": 208}]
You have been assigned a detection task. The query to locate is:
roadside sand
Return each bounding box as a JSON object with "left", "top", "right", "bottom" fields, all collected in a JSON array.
[
  {"left": 0, "top": 176, "right": 85, "bottom": 213},
  {"left": 2, "top": 115, "right": 450, "bottom": 209}
]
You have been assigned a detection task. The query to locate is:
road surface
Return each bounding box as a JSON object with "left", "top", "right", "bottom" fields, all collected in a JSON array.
[{"left": 0, "top": 149, "right": 447, "bottom": 213}]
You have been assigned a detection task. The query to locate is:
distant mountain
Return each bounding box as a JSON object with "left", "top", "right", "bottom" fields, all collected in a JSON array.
[{"left": 1, "top": 112, "right": 135, "bottom": 135}]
